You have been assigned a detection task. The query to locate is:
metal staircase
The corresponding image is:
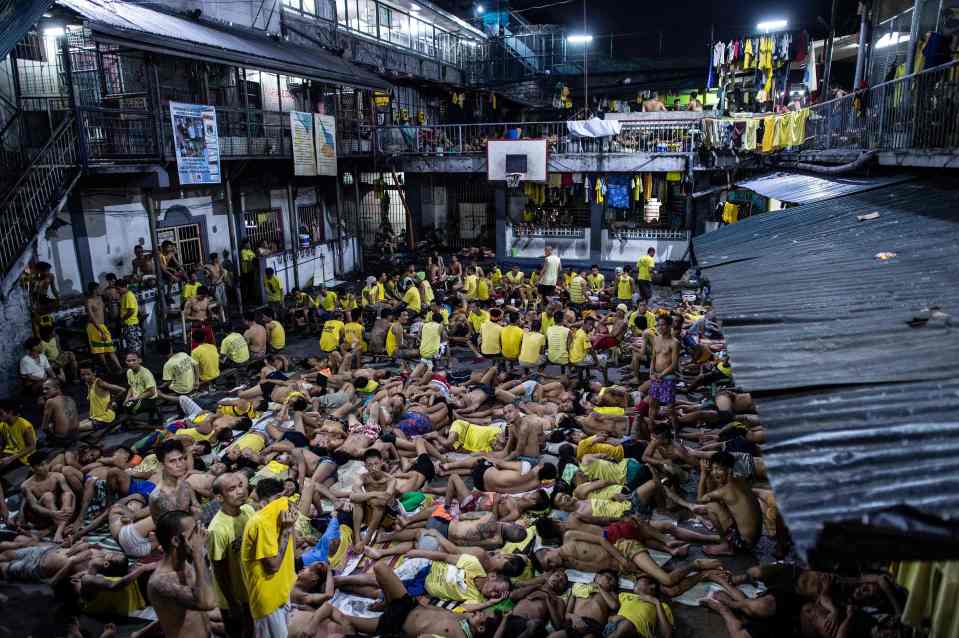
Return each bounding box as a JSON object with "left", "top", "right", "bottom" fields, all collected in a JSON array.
[{"left": 0, "top": 113, "right": 82, "bottom": 278}]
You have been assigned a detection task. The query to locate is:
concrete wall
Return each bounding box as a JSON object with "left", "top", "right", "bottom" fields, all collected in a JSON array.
[{"left": 0, "top": 285, "right": 35, "bottom": 398}]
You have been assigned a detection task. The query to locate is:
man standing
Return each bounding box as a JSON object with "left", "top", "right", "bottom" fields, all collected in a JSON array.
[
  {"left": 116, "top": 279, "right": 143, "bottom": 356},
  {"left": 209, "top": 473, "right": 255, "bottom": 638},
  {"left": 241, "top": 478, "right": 297, "bottom": 638},
  {"left": 688, "top": 91, "right": 704, "bottom": 111},
  {"left": 637, "top": 247, "right": 656, "bottom": 303},
  {"left": 643, "top": 92, "right": 666, "bottom": 112},
  {"left": 123, "top": 351, "right": 161, "bottom": 426},
  {"left": 85, "top": 282, "right": 121, "bottom": 373},
  {"left": 538, "top": 246, "right": 562, "bottom": 300},
  {"left": 648, "top": 315, "right": 679, "bottom": 435},
  {"left": 148, "top": 509, "right": 218, "bottom": 638}
]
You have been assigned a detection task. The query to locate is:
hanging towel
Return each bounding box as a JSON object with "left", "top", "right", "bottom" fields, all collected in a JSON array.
[
  {"left": 595, "top": 177, "right": 605, "bottom": 205},
  {"left": 805, "top": 40, "right": 818, "bottom": 94},
  {"left": 606, "top": 176, "right": 631, "bottom": 209},
  {"left": 743, "top": 119, "right": 760, "bottom": 151}
]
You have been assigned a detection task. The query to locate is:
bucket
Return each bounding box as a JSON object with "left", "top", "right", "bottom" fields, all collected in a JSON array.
[{"left": 299, "top": 234, "right": 311, "bottom": 249}]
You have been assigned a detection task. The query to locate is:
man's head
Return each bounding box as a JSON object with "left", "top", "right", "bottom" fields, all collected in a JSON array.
[
  {"left": 553, "top": 310, "right": 565, "bottom": 325},
  {"left": 364, "top": 448, "right": 385, "bottom": 473},
  {"left": 656, "top": 314, "right": 672, "bottom": 334},
  {"left": 534, "top": 547, "right": 563, "bottom": 571},
  {"left": 115, "top": 278, "right": 129, "bottom": 293},
  {"left": 616, "top": 304, "right": 628, "bottom": 317},
  {"left": 86, "top": 282, "right": 99, "bottom": 298},
  {"left": 595, "top": 569, "right": 618, "bottom": 592},
  {"left": 591, "top": 264, "right": 600, "bottom": 274},
  {"left": 537, "top": 463, "right": 557, "bottom": 481},
  {"left": 551, "top": 491, "right": 576, "bottom": 512},
  {"left": 243, "top": 311, "right": 257, "bottom": 327},
  {"left": 29, "top": 450, "right": 50, "bottom": 476},
  {"left": 134, "top": 245, "right": 144, "bottom": 257},
  {"left": 502, "top": 523, "right": 528, "bottom": 543},
  {"left": 188, "top": 270, "right": 198, "bottom": 284},
  {"left": 0, "top": 399, "right": 16, "bottom": 423},
  {"left": 711, "top": 451, "right": 736, "bottom": 484},
  {"left": 192, "top": 328, "right": 210, "bottom": 345},
  {"left": 213, "top": 472, "right": 248, "bottom": 509},
  {"left": 41, "top": 378, "right": 62, "bottom": 400},
  {"left": 24, "top": 337, "right": 42, "bottom": 357},
  {"left": 265, "top": 267, "right": 275, "bottom": 278},
  {"left": 156, "top": 338, "right": 174, "bottom": 358},
  {"left": 691, "top": 91, "right": 699, "bottom": 100},
  {"left": 125, "top": 352, "right": 142, "bottom": 371},
  {"left": 634, "top": 575, "right": 660, "bottom": 597},
  {"left": 545, "top": 569, "right": 569, "bottom": 594},
  {"left": 157, "top": 439, "right": 189, "bottom": 479},
  {"left": 648, "top": 247, "right": 656, "bottom": 257},
  {"left": 545, "top": 245, "right": 553, "bottom": 256},
  {"left": 253, "top": 477, "right": 285, "bottom": 508},
  {"left": 155, "top": 510, "right": 198, "bottom": 562},
  {"left": 478, "top": 571, "right": 511, "bottom": 599}
]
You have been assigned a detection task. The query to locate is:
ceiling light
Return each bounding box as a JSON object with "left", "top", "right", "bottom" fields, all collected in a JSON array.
[
  {"left": 567, "top": 34, "right": 593, "bottom": 44},
  {"left": 876, "top": 32, "right": 908, "bottom": 48},
  {"left": 756, "top": 20, "right": 788, "bottom": 33},
  {"left": 43, "top": 26, "right": 65, "bottom": 38},
  {"left": 476, "top": 4, "right": 484, "bottom": 14}
]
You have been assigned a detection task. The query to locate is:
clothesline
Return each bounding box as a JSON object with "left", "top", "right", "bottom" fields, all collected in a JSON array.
[{"left": 701, "top": 108, "right": 810, "bottom": 153}]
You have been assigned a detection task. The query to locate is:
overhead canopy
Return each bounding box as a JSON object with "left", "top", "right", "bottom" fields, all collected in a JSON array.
[
  {"left": 693, "top": 179, "right": 959, "bottom": 563},
  {"left": 0, "top": 0, "right": 56, "bottom": 60},
  {"left": 735, "top": 172, "right": 915, "bottom": 205},
  {"left": 59, "top": 0, "right": 389, "bottom": 91}
]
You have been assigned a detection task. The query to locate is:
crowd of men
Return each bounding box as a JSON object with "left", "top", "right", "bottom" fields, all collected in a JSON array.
[{"left": 0, "top": 244, "right": 909, "bottom": 638}]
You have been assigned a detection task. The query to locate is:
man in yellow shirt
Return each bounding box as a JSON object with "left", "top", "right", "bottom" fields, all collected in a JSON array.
[
  {"left": 263, "top": 267, "right": 284, "bottom": 316},
  {"left": 320, "top": 311, "right": 345, "bottom": 353},
  {"left": 219, "top": 331, "right": 250, "bottom": 366},
  {"left": 124, "top": 351, "right": 161, "bottom": 425},
  {"left": 240, "top": 239, "right": 257, "bottom": 302},
  {"left": 616, "top": 267, "right": 635, "bottom": 303},
  {"left": 208, "top": 473, "right": 255, "bottom": 637},
  {"left": 260, "top": 309, "right": 285, "bottom": 352},
  {"left": 419, "top": 312, "right": 447, "bottom": 362},
  {"left": 587, "top": 264, "right": 606, "bottom": 294},
  {"left": 402, "top": 281, "right": 422, "bottom": 315},
  {"left": 636, "top": 246, "right": 656, "bottom": 302},
  {"left": 315, "top": 285, "right": 338, "bottom": 319},
  {"left": 180, "top": 270, "right": 200, "bottom": 305},
  {"left": 157, "top": 338, "right": 197, "bottom": 403},
  {"left": 500, "top": 312, "right": 524, "bottom": 363},
  {"left": 480, "top": 308, "right": 503, "bottom": 357},
  {"left": 610, "top": 576, "right": 674, "bottom": 638},
  {"left": 570, "top": 317, "right": 600, "bottom": 379},
  {"left": 241, "top": 478, "right": 297, "bottom": 634},
  {"left": 0, "top": 399, "right": 36, "bottom": 467},
  {"left": 191, "top": 330, "right": 221, "bottom": 386},
  {"left": 568, "top": 269, "right": 588, "bottom": 310},
  {"left": 546, "top": 311, "right": 572, "bottom": 367},
  {"left": 80, "top": 366, "right": 119, "bottom": 430},
  {"left": 518, "top": 319, "right": 547, "bottom": 368},
  {"left": 116, "top": 279, "right": 143, "bottom": 356}
]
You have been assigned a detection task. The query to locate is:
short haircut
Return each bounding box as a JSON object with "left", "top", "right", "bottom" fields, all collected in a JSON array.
[
  {"left": 712, "top": 451, "right": 736, "bottom": 469},
  {"left": 23, "top": 337, "right": 41, "bottom": 350},
  {"left": 501, "top": 555, "right": 527, "bottom": 578},
  {"left": 0, "top": 399, "right": 17, "bottom": 414},
  {"left": 29, "top": 450, "right": 49, "bottom": 466},
  {"left": 157, "top": 439, "right": 186, "bottom": 462},
  {"left": 155, "top": 510, "right": 192, "bottom": 552},
  {"left": 261, "top": 307, "right": 275, "bottom": 319},
  {"left": 354, "top": 375, "right": 369, "bottom": 388},
  {"left": 192, "top": 328, "right": 207, "bottom": 343},
  {"left": 243, "top": 311, "right": 256, "bottom": 322},
  {"left": 531, "top": 489, "right": 549, "bottom": 510},
  {"left": 255, "top": 477, "right": 285, "bottom": 500},
  {"left": 531, "top": 320, "right": 542, "bottom": 332},
  {"left": 364, "top": 448, "right": 382, "bottom": 461},
  {"left": 538, "top": 463, "right": 557, "bottom": 481},
  {"left": 553, "top": 311, "right": 564, "bottom": 323},
  {"left": 212, "top": 473, "right": 233, "bottom": 496}
]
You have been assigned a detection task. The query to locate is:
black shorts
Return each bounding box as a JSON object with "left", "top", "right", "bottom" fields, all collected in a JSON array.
[
  {"left": 413, "top": 453, "right": 436, "bottom": 483},
  {"left": 538, "top": 284, "right": 556, "bottom": 297},
  {"left": 638, "top": 281, "right": 653, "bottom": 300},
  {"left": 281, "top": 431, "right": 310, "bottom": 448},
  {"left": 472, "top": 459, "right": 493, "bottom": 492},
  {"left": 376, "top": 595, "right": 418, "bottom": 638},
  {"left": 621, "top": 440, "right": 648, "bottom": 461}
]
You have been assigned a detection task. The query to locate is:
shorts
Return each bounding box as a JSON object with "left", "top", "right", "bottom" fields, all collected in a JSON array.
[
  {"left": 520, "top": 380, "right": 539, "bottom": 401},
  {"left": 604, "top": 520, "right": 641, "bottom": 545},
  {"left": 613, "top": 538, "right": 648, "bottom": 562},
  {"left": 621, "top": 439, "right": 647, "bottom": 461},
  {"left": 129, "top": 478, "right": 157, "bottom": 499},
  {"left": 629, "top": 490, "right": 654, "bottom": 518},
  {"left": 624, "top": 458, "right": 652, "bottom": 491},
  {"left": 377, "top": 595, "right": 419, "bottom": 638},
  {"left": 411, "top": 453, "right": 436, "bottom": 483},
  {"left": 472, "top": 459, "right": 493, "bottom": 492},
  {"left": 731, "top": 452, "right": 756, "bottom": 480},
  {"left": 649, "top": 375, "right": 676, "bottom": 404},
  {"left": 537, "top": 284, "right": 557, "bottom": 298},
  {"left": 592, "top": 336, "right": 619, "bottom": 351},
  {"left": 638, "top": 281, "right": 653, "bottom": 301},
  {"left": 316, "top": 390, "right": 351, "bottom": 409},
  {"left": 396, "top": 412, "right": 433, "bottom": 437},
  {"left": 6, "top": 544, "right": 56, "bottom": 581},
  {"left": 281, "top": 431, "right": 310, "bottom": 448},
  {"left": 254, "top": 602, "right": 290, "bottom": 638},
  {"left": 426, "top": 516, "right": 451, "bottom": 538},
  {"left": 86, "top": 323, "right": 115, "bottom": 354},
  {"left": 122, "top": 325, "right": 143, "bottom": 354},
  {"left": 118, "top": 523, "right": 153, "bottom": 557},
  {"left": 45, "top": 430, "right": 79, "bottom": 449},
  {"left": 725, "top": 522, "right": 753, "bottom": 552}
]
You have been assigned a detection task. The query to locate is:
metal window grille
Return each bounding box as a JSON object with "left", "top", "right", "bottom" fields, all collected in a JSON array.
[
  {"left": 297, "top": 204, "right": 325, "bottom": 244},
  {"left": 157, "top": 223, "right": 203, "bottom": 268},
  {"left": 244, "top": 208, "right": 285, "bottom": 251}
]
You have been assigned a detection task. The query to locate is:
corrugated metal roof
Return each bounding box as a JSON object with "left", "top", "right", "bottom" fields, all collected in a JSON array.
[
  {"left": 59, "top": 0, "right": 389, "bottom": 90},
  {"left": 735, "top": 172, "right": 914, "bottom": 204},
  {"left": 692, "top": 179, "right": 959, "bottom": 562},
  {"left": 0, "top": 0, "right": 56, "bottom": 60}
]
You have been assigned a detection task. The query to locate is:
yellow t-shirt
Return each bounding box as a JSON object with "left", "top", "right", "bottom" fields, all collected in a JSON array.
[
  {"left": 319, "top": 320, "right": 344, "bottom": 352},
  {"left": 191, "top": 343, "right": 220, "bottom": 382},
  {"left": 241, "top": 497, "right": 297, "bottom": 620},
  {"left": 240, "top": 248, "right": 256, "bottom": 274},
  {"left": 464, "top": 274, "right": 478, "bottom": 300},
  {"left": 449, "top": 420, "right": 501, "bottom": 452},
  {"left": 0, "top": 416, "right": 35, "bottom": 463},
  {"left": 420, "top": 281, "right": 434, "bottom": 306},
  {"left": 420, "top": 321, "right": 442, "bottom": 359},
  {"left": 500, "top": 325, "right": 524, "bottom": 360},
  {"left": 120, "top": 291, "right": 139, "bottom": 326},
  {"left": 425, "top": 554, "right": 487, "bottom": 603},
  {"left": 88, "top": 381, "right": 116, "bottom": 424},
  {"left": 477, "top": 278, "right": 491, "bottom": 301},
  {"left": 127, "top": 366, "right": 156, "bottom": 397},
  {"left": 220, "top": 332, "right": 250, "bottom": 364},
  {"left": 576, "top": 435, "right": 624, "bottom": 462},
  {"left": 587, "top": 273, "right": 605, "bottom": 290},
  {"left": 181, "top": 282, "right": 199, "bottom": 302},
  {"left": 569, "top": 328, "right": 590, "bottom": 364},
  {"left": 403, "top": 286, "right": 422, "bottom": 313},
  {"left": 518, "top": 331, "right": 545, "bottom": 365},
  {"left": 317, "top": 291, "right": 338, "bottom": 312},
  {"left": 162, "top": 352, "right": 196, "bottom": 395},
  {"left": 540, "top": 312, "right": 555, "bottom": 333},
  {"left": 386, "top": 322, "right": 401, "bottom": 356},
  {"left": 208, "top": 504, "right": 256, "bottom": 609},
  {"left": 591, "top": 498, "right": 631, "bottom": 519},
  {"left": 480, "top": 321, "right": 502, "bottom": 355},
  {"left": 375, "top": 282, "right": 386, "bottom": 302},
  {"left": 265, "top": 276, "right": 283, "bottom": 304},
  {"left": 361, "top": 286, "right": 377, "bottom": 307},
  {"left": 583, "top": 458, "right": 631, "bottom": 485},
  {"left": 569, "top": 276, "right": 588, "bottom": 304},
  {"left": 618, "top": 594, "right": 674, "bottom": 638},
  {"left": 267, "top": 320, "right": 286, "bottom": 350},
  {"left": 636, "top": 255, "right": 655, "bottom": 282},
  {"left": 40, "top": 337, "right": 61, "bottom": 362},
  {"left": 505, "top": 271, "right": 524, "bottom": 285},
  {"left": 628, "top": 310, "right": 656, "bottom": 333},
  {"left": 342, "top": 322, "right": 366, "bottom": 350},
  {"left": 546, "top": 325, "right": 571, "bottom": 365},
  {"left": 490, "top": 269, "right": 502, "bottom": 286},
  {"left": 468, "top": 310, "right": 490, "bottom": 333},
  {"left": 617, "top": 275, "right": 634, "bottom": 301},
  {"left": 341, "top": 294, "right": 358, "bottom": 312}
]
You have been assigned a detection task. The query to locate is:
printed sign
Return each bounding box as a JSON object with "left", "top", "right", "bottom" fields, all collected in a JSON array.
[
  {"left": 291, "top": 111, "right": 317, "bottom": 176},
  {"left": 314, "top": 114, "right": 337, "bottom": 176},
  {"left": 169, "top": 102, "right": 221, "bottom": 185}
]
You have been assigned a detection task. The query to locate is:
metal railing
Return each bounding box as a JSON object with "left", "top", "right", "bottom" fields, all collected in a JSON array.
[
  {"left": 0, "top": 115, "right": 81, "bottom": 275},
  {"left": 375, "top": 119, "right": 702, "bottom": 155},
  {"left": 804, "top": 59, "right": 959, "bottom": 152}
]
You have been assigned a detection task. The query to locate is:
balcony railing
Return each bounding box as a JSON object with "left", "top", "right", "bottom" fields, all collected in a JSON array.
[
  {"left": 375, "top": 119, "right": 702, "bottom": 156},
  {"left": 804, "top": 59, "right": 959, "bottom": 153}
]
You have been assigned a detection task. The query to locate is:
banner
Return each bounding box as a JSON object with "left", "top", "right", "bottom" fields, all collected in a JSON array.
[
  {"left": 169, "top": 102, "right": 221, "bottom": 185},
  {"left": 314, "top": 113, "right": 337, "bottom": 176},
  {"left": 290, "top": 111, "right": 317, "bottom": 177}
]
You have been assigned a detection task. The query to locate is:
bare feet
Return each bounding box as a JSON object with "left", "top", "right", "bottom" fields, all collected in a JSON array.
[
  {"left": 362, "top": 546, "right": 385, "bottom": 560},
  {"left": 703, "top": 543, "right": 735, "bottom": 557}
]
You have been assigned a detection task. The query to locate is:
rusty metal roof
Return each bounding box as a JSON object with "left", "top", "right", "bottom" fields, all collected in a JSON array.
[
  {"left": 693, "top": 179, "right": 959, "bottom": 563},
  {"left": 735, "top": 171, "right": 915, "bottom": 205}
]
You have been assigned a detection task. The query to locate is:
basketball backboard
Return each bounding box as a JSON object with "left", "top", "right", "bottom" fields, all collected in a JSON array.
[{"left": 487, "top": 139, "right": 548, "bottom": 183}]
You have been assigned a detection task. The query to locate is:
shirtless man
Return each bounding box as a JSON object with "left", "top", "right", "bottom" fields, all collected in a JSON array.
[
  {"left": 647, "top": 315, "right": 680, "bottom": 435},
  {"left": 535, "top": 529, "right": 720, "bottom": 596},
  {"left": 380, "top": 508, "right": 527, "bottom": 551},
  {"left": 183, "top": 285, "right": 212, "bottom": 323},
  {"left": 243, "top": 311, "right": 267, "bottom": 358},
  {"left": 50, "top": 443, "right": 101, "bottom": 493},
  {"left": 132, "top": 244, "right": 155, "bottom": 280},
  {"left": 442, "top": 474, "right": 549, "bottom": 523},
  {"left": 471, "top": 458, "right": 557, "bottom": 494},
  {"left": 643, "top": 92, "right": 667, "bottom": 112},
  {"left": 148, "top": 509, "right": 217, "bottom": 638},
  {"left": 85, "top": 282, "right": 121, "bottom": 373},
  {"left": 0, "top": 537, "right": 125, "bottom": 583},
  {"left": 351, "top": 448, "right": 396, "bottom": 551},
  {"left": 665, "top": 451, "right": 762, "bottom": 556},
  {"left": 69, "top": 494, "right": 157, "bottom": 559},
  {"left": 499, "top": 570, "right": 569, "bottom": 638},
  {"left": 40, "top": 378, "right": 79, "bottom": 448},
  {"left": 149, "top": 439, "right": 200, "bottom": 522},
  {"left": 560, "top": 570, "right": 620, "bottom": 638},
  {"left": 20, "top": 451, "right": 75, "bottom": 541}
]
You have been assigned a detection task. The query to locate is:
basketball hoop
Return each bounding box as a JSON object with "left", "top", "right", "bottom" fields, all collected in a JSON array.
[{"left": 505, "top": 172, "right": 524, "bottom": 189}]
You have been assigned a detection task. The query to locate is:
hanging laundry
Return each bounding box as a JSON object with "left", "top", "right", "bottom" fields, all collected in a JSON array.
[
  {"left": 631, "top": 176, "right": 643, "bottom": 202},
  {"left": 606, "top": 176, "right": 631, "bottom": 209},
  {"left": 561, "top": 173, "right": 573, "bottom": 187},
  {"left": 595, "top": 177, "right": 605, "bottom": 205},
  {"left": 548, "top": 173, "right": 562, "bottom": 188},
  {"left": 743, "top": 119, "right": 760, "bottom": 151},
  {"left": 743, "top": 38, "right": 754, "bottom": 69},
  {"left": 761, "top": 115, "right": 777, "bottom": 152},
  {"left": 643, "top": 174, "right": 653, "bottom": 204},
  {"left": 731, "top": 121, "right": 746, "bottom": 149},
  {"left": 584, "top": 176, "right": 591, "bottom": 203},
  {"left": 722, "top": 201, "right": 740, "bottom": 224}
]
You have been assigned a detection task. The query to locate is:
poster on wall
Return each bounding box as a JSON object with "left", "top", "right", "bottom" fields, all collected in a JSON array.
[
  {"left": 314, "top": 114, "right": 337, "bottom": 176},
  {"left": 170, "top": 102, "right": 221, "bottom": 185},
  {"left": 290, "top": 112, "right": 317, "bottom": 176}
]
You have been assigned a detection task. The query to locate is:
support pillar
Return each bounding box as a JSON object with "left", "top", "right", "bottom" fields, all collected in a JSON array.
[
  {"left": 143, "top": 190, "right": 168, "bottom": 340},
  {"left": 588, "top": 201, "right": 603, "bottom": 265},
  {"left": 494, "top": 185, "right": 507, "bottom": 261}
]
